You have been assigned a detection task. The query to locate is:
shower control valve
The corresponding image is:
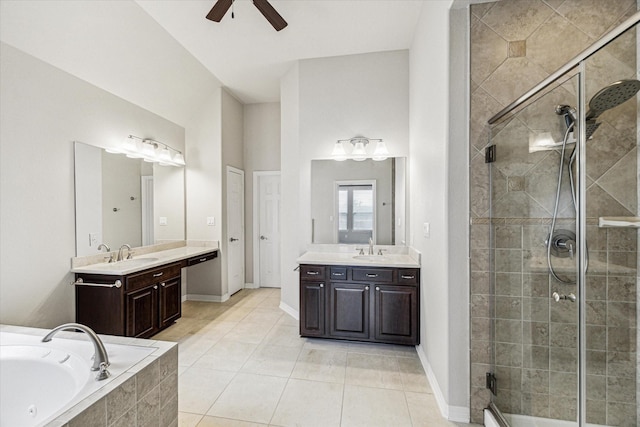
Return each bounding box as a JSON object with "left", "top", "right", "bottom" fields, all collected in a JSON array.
[{"left": 552, "top": 291, "right": 576, "bottom": 303}]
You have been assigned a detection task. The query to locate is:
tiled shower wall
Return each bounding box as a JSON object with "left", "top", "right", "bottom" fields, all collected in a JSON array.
[{"left": 469, "top": 0, "right": 638, "bottom": 424}]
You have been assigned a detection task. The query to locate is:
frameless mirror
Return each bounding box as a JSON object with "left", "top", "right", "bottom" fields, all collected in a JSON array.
[
  {"left": 74, "top": 141, "right": 185, "bottom": 256},
  {"left": 311, "top": 158, "right": 407, "bottom": 245}
]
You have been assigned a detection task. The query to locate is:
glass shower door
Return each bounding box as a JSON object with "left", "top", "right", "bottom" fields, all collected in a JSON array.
[{"left": 488, "top": 73, "right": 582, "bottom": 425}]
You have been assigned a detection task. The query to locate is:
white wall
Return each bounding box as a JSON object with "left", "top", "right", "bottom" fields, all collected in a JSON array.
[
  {"left": 153, "top": 164, "right": 186, "bottom": 242},
  {"left": 0, "top": 42, "right": 184, "bottom": 327},
  {"left": 409, "top": 0, "right": 469, "bottom": 421},
  {"left": 74, "top": 142, "right": 103, "bottom": 256},
  {"left": 280, "top": 63, "right": 302, "bottom": 312},
  {"left": 244, "top": 103, "right": 281, "bottom": 284},
  {"left": 280, "top": 50, "right": 410, "bottom": 313},
  {"left": 184, "top": 89, "right": 223, "bottom": 297}
]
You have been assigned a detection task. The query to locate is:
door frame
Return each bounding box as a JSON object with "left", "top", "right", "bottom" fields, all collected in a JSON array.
[
  {"left": 226, "top": 165, "right": 245, "bottom": 296},
  {"left": 253, "top": 171, "right": 281, "bottom": 288}
]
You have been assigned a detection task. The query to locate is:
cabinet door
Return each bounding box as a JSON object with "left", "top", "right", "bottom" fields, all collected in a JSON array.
[
  {"left": 374, "top": 285, "right": 418, "bottom": 345},
  {"left": 300, "top": 281, "right": 326, "bottom": 336},
  {"left": 126, "top": 285, "right": 158, "bottom": 338},
  {"left": 159, "top": 277, "right": 181, "bottom": 329},
  {"left": 329, "top": 282, "right": 370, "bottom": 339}
]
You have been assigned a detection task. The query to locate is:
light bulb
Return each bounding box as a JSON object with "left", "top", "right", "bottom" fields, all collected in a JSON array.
[
  {"left": 351, "top": 141, "right": 367, "bottom": 161},
  {"left": 331, "top": 141, "right": 347, "bottom": 161},
  {"left": 372, "top": 140, "right": 389, "bottom": 161}
]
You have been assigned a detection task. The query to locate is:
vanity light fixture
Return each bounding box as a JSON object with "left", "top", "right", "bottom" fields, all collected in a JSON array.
[
  {"left": 333, "top": 136, "right": 388, "bottom": 162},
  {"left": 114, "top": 135, "right": 185, "bottom": 167}
]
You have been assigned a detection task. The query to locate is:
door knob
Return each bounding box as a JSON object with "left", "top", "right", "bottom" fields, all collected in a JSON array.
[
  {"left": 260, "top": 235, "right": 268, "bottom": 240},
  {"left": 230, "top": 237, "right": 239, "bottom": 242}
]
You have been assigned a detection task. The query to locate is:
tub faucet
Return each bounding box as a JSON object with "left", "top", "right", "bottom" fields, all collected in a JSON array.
[
  {"left": 42, "top": 323, "right": 110, "bottom": 380},
  {"left": 117, "top": 244, "right": 132, "bottom": 261},
  {"left": 368, "top": 237, "right": 374, "bottom": 255}
]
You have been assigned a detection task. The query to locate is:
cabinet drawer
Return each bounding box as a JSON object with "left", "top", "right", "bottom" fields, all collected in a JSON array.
[
  {"left": 398, "top": 269, "right": 419, "bottom": 284},
  {"left": 126, "top": 262, "right": 182, "bottom": 292},
  {"left": 329, "top": 267, "right": 348, "bottom": 280},
  {"left": 300, "top": 265, "right": 325, "bottom": 280},
  {"left": 187, "top": 251, "right": 218, "bottom": 266},
  {"left": 352, "top": 268, "right": 394, "bottom": 283}
]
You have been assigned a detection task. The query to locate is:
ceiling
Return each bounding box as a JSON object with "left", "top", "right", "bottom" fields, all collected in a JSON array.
[
  {"left": 0, "top": 0, "right": 429, "bottom": 125},
  {"left": 135, "top": 0, "right": 425, "bottom": 104}
]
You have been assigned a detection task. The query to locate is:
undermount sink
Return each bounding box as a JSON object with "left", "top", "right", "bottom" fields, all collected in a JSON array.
[
  {"left": 116, "top": 257, "right": 159, "bottom": 267},
  {"left": 96, "top": 257, "right": 160, "bottom": 269},
  {"left": 353, "top": 255, "right": 388, "bottom": 261}
]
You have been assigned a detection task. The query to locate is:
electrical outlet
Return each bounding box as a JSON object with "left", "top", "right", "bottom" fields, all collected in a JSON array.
[
  {"left": 159, "top": 217, "right": 168, "bottom": 226},
  {"left": 207, "top": 216, "right": 215, "bottom": 226},
  {"left": 89, "top": 232, "right": 99, "bottom": 247},
  {"left": 423, "top": 222, "right": 430, "bottom": 238}
]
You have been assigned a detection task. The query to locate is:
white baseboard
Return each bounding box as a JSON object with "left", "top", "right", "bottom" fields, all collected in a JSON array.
[
  {"left": 181, "top": 295, "right": 187, "bottom": 302},
  {"left": 279, "top": 300, "right": 299, "bottom": 320},
  {"left": 245, "top": 282, "right": 259, "bottom": 289},
  {"left": 415, "top": 344, "right": 470, "bottom": 423},
  {"left": 186, "top": 293, "right": 229, "bottom": 303}
]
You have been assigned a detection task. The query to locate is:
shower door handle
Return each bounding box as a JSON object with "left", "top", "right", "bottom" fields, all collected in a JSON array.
[{"left": 552, "top": 292, "right": 576, "bottom": 302}]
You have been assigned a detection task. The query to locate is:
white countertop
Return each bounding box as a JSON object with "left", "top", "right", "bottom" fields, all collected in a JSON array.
[
  {"left": 297, "top": 251, "right": 420, "bottom": 268},
  {"left": 71, "top": 246, "right": 218, "bottom": 276}
]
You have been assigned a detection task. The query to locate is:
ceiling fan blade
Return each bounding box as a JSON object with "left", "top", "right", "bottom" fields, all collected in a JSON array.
[
  {"left": 206, "top": 0, "right": 233, "bottom": 22},
  {"left": 253, "top": 0, "right": 288, "bottom": 31}
]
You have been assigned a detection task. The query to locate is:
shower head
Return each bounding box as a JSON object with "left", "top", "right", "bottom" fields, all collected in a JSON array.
[{"left": 586, "top": 79, "right": 640, "bottom": 120}]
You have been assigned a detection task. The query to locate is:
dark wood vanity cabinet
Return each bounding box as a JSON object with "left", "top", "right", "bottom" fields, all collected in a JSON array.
[
  {"left": 76, "top": 261, "right": 184, "bottom": 338},
  {"left": 299, "top": 264, "right": 419, "bottom": 345}
]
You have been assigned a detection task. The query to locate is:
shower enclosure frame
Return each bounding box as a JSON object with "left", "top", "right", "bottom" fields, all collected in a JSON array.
[{"left": 485, "top": 10, "right": 640, "bottom": 427}]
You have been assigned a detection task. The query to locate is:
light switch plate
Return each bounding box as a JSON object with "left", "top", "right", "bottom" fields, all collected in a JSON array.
[
  {"left": 159, "top": 217, "right": 168, "bottom": 226},
  {"left": 423, "top": 222, "right": 430, "bottom": 238},
  {"left": 207, "top": 216, "right": 215, "bottom": 226},
  {"left": 89, "top": 232, "right": 99, "bottom": 247}
]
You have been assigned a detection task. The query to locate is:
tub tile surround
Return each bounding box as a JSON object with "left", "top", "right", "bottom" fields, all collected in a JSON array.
[
  {"left": 469, "top": 0, "right": 638, "bottom": 424},
  {"left": 0, "top": 324, "right": 178, "bottom": 427}
]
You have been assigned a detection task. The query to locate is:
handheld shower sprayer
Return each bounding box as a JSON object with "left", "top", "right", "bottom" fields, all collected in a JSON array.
[{"left": 555, "top": 104, "right": 576, "bottom": 129}]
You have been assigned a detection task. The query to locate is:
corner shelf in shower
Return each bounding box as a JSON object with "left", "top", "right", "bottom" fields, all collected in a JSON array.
[{"left": 598, "top": 217, "right": 640, "bottom": 228}]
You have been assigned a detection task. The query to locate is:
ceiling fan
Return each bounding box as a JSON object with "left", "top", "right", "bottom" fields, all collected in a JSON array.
[{"left": 206, "top": 0, "right": 288, "bottom": 31}]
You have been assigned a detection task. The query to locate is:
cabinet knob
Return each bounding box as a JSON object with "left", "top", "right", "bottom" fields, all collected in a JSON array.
[
  {"left": 153, "top": 285, "right": 158, "bottom": 290},
  {"left": 376, "top": 286, "right": 380, "bottom": 291},
  {"left": 161, "top": 283, "right": 166, "bottom": 287},
  {"left": 365, "top": 286, "right": 370, "bottom": 290},
  {"left": 319, "top": 283, "right": 324, "bottom": 288}
]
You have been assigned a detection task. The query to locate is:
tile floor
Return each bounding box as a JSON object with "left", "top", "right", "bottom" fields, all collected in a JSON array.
[{"left": 153, "top": 288, "right": 477, "bottom": 427}]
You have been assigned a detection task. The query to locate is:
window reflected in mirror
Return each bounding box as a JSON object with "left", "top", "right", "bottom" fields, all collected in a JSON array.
[{"left": 337, "top": 182, "right": 375, "bottom": 244}]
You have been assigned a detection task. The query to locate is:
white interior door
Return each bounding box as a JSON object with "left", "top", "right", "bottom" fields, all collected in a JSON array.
[
  {"left": 257, "top": 173, "right": 281, "bottom": 287},
  {"left": 227, "top": 167, "right": 245, "bottom": 296}
]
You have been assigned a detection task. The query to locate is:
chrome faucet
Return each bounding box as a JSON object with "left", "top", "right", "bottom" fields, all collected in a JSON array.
[
  {"left": 42, "top": 323, "right": 110, "bottom": 380},
  {"left": 117, "top": 244, "right": 132, "bottom": 261},
  {"left": 97, "top": 243, "right": 114, "bottom": 263},
  {"left": 368, "top": 237, "right": 374, "bottom": 255}
]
